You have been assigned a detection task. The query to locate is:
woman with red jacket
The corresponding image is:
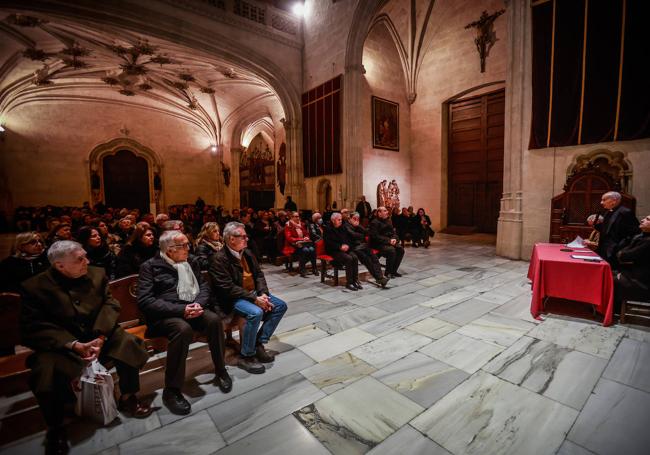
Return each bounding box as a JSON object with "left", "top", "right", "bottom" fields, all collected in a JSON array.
[{"left": 283, "top": 212, "right": 318, "bottom": 277}]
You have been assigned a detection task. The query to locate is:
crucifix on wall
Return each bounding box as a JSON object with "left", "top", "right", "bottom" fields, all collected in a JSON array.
[{"left": 465, "top": 9, "right": 505, "bottom": 73}]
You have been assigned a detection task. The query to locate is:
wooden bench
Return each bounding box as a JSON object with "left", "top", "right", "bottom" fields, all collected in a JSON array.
[{"left": 0, "top": 274, "right": 245, "bottom": 395}]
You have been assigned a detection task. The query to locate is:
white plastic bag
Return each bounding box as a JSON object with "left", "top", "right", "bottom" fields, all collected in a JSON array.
[{"left": 74, "top": 360, "right": 118, "bottom": 425}]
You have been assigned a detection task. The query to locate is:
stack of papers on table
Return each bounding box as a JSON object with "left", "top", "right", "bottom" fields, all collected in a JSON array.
[{"left": 566, "top": 236, "right": 585, "bottom": 248}]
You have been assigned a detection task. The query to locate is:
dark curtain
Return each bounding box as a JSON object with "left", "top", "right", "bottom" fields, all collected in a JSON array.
[
  {"left": 530, "top": 0, "right": 650, "bottom": 149},
  {"left": 302, "top": 75, "right": 342, "bottom": 177}
]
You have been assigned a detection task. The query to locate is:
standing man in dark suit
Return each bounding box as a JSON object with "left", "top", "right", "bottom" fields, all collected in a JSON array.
[
  {"left": 355, "top": 196, "right": 372, "bottom": 225},
  {"left": 589, "top": 191, "right": 640, "bottom": 267},
  {"left": 21, "top": 241, "right": 152, "bottom": 455},
  {"left": 369, "top": 206, "right": 405, "bottom": 278}
]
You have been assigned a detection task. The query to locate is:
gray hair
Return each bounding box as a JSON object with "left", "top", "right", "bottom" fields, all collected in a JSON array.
[
  {"left": 331, "top": 212, "right": 342, "bottom": 221},
  {"left": 162, "top": 220, "right": 183, "bottom": 231},
  {"left": 311, "top": 212, "right": 322, "bottom": 222},
  {"left": 603, "top": 191, "right": 622, "bottom": 201},
  {"left": 351, "top": 211, "right": 360, "bottom": 218},
  {"left": 159, "top": 230, "right": 184, "bottom": 252},
  {"left": 223, "top": 222, "right": 246, "bottom": 242},
  {"left": 587, "top": 214, "right": 604, "bottom": 224},
  {"left": 155, "top": 213, "right": 169, "bottom": 223},
  {"left": 47, "top": 240, "right": 84, "bottom": 263}
]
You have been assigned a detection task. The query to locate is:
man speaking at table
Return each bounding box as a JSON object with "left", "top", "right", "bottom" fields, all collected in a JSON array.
[{"left": 588, "top": 191, "right": 640, "bottom": 267}]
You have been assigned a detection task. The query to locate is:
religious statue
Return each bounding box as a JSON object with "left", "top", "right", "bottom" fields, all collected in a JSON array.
[
  {"left": 388, "top": 179, "right": 400, "bottom": 209},
  {"left": 277, "top": 142, "right": 287, "bottom": 195},
  {"left": 377, "top": 179, "right": 388, "bottom": 208},
  {"left": 221, "top": 161, "right": 231, "bottom": 187}
]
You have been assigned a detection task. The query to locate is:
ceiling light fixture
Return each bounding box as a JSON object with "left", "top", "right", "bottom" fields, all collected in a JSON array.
[
  {"left": 292, "top": 2, "right": 304, "bottom": 16},
  {"left": 211, "top": 145, "right": 217, "bottom": 153}
]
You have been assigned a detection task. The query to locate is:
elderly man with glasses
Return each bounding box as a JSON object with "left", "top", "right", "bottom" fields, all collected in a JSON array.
[
  {"left": 209, "top": 222, "right": 287, "bottom": 374},
  {"left": 138, "top": 230, "right": 231, "bottom": 416},
  {"left": 20, "top": 240, "right": 152, "bottom": 454}
]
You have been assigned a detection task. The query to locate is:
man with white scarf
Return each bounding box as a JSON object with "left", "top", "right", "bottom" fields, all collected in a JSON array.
[{"left": 137, "top": 230, "right": 231, "bottom": 416}]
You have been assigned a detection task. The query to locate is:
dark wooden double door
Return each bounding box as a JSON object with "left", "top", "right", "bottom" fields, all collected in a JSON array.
[
  {"left": 448, "top": 90, "right": 504, "bottom": 234},
  {"left": 103, "top": 150, "right": 150, "bottom": 213}
]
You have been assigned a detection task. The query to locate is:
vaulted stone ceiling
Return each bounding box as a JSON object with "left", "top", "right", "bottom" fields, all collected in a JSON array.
[{"left": 0, "top": 11, "right": 284, "bottom": 145}]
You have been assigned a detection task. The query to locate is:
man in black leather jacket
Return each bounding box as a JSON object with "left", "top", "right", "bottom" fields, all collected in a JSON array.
[
  {"left": 345, "top": 212, "right": 389, "bottom": 288},
  {"left": 614, "top": 214, "right": 650, "bottom": 313},
  {"left": 369, "top": 206, "right": 405, "bottom": 278}
]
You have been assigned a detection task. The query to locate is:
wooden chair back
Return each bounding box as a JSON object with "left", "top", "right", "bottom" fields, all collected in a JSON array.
[
  {"left": 108, "top": 274, "right": 143, "bottom": 324},
  {"left": 0, "top": 293, "right": 22, "bottom": 353}
]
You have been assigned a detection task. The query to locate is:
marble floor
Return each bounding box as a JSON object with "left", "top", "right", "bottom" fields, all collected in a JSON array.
[{"left": 2, "top": 234, "right": 649, "bottom": 455}]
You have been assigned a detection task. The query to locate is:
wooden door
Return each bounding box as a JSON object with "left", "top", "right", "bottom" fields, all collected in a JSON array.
[
  {"left": 448, "top": 90, "right": 504, "bottom": 233},
  {"left": 103, "top": 150, "right": 150, "bottom": 213}
]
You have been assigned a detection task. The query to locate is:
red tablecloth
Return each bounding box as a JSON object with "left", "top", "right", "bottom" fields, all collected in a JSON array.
[{"left": 527, "top": 243, "right": 614, "bottom": 326}]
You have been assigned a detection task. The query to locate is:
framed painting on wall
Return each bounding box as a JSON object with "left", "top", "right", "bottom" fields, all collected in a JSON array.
[{"left": 372, "top": 96, "right": 399, "bottom": 151}]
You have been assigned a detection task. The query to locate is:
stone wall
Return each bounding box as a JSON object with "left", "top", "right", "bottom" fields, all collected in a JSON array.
[
  {"left": 361, "top": 21, "right": 412, "bottom": 210},
  {"left": 1, "top": 103, "right": 218, "bottom": 211},
  {"left": 409, "top": 0, "right": 507, "bottom": 230}
]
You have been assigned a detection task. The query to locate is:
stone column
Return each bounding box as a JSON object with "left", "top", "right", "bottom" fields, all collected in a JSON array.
[
  {"left": 496, "top": 0, "right": 531, "bottom": 259},
  {"left": 230, "top": 147, "right": 241, "bottom": 209},
  {"left": 282, "top": 117, "right": 305, "bottom": 208},
  {"left": 342, "top": 63, "right": 364, "bottom": 208}
]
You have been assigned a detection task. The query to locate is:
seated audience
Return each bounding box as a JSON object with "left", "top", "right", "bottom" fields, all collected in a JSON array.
[
  {"left": 324, "top": 212, "right": 361, "bottom": 291},
  {"left": 77, "top": 226, "right": 116, "bottom": 280},
  {"left": 0, "top": 232, "right": 49, "bottom": 292},
  {"left": 46, "top": 222, "right": 73, "bottom": 246},
  {"left": 137, "top": 231, "right": 231, "bottom": 415},
  {"left": 253, "top": 211, "right": 277, "bottom": 262},
  {"left": 115, "top": 225, "right": 157, "bottom": 278},
  {"left": 240, "top": 211, "right": 260, "bottom": 260},
  {"left": 195, "top": 222, "right": 224, "bottom": 271},
  {"left": 154, "top": 213, "right": 170, "bottom": 236},
  {"left": 415, "top": 208, "right": 434, "bottom": 248},
  {"left": 346, "top": 212, "right": 389, "bottom": 288},
  {"left": 589, "top": 191, "right": 640, "bottom": 266},
  {"left": 209, "top": 222, "right": 287, "bottom": 374},
  {"left": 114, "top": 217, "right": 134, "bottom": 244},
  {"left": 613, "top": 214, "right": 650, "bottom": 313},
  {"left": 283, "top": 211, "right": 318, "bottom": 277},
  {"left": 308, "top": 212, "right": 324, "bottom": 242},
  {"left": 370, "top": 206, "right": 405, "bottom": 278},
  {"left": 21, "top": 241, "right": 152, "bottom": 454}
]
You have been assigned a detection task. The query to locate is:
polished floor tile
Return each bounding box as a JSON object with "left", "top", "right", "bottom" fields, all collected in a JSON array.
[
  {"left": 568, "top": 378, "right": 650, "bottom": 455},
  {"left": 300, "top": 352, "right": 377, "bottom": 394},
  {"left": 419, "top": 332, "right": 504, "bottom": 374},
  {"left": 405, "top": 317, "right": 459, "bottom": 339},
  {"left": 484, "top": 336, "right": 607, "bottom": 410},
  {"left": 294, "top": 376, "right": 423, "bottom": 454},
  {"left": 350, "top": 330, "right": 432, "bottom": 369},
  {"left": 299, "top": 328, "right": 376, "bottom": 362},
  {"left": 455, "top": 313, "right": 536, "bottom": 347},
  {"left": 411, "top": 371, "right": 578, "bottom": 455},
  {"left": 120, "top": 411, "right": 224, "bottom": 455},
  {"left": 372, "top": 352, "right": 469, "bottom": 408},
  {"left": 366, "top": 425, "right": 450, "bottom": 455},
  {"left": 602, "top": 337, "right": 650, "bottom": 393}
]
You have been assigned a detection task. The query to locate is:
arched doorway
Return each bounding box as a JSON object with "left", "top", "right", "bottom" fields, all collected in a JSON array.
[{"left": 103, "top": 150, "right": 150, "bottom": 213}]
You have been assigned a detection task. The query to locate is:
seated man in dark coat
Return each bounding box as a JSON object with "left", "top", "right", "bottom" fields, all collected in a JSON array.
[
  {"left": 138, "top": 230, "right": 231, "bottom": 416},
  {"left": 613, "top": 214, "right": 650, "bottom": 313},
  {"left": 589, "top": 191, "right": 640, "bottom": 267},
  {"left": 20, "top": 241, "right": 152, "bottom": 455},
  {"left": 345, "top": 212, "right": 389, "bottom": 288},
  {"left": 208, "top": 222, "right": 287, "bottom": 375},
  {"left": 369, "top": 206, "right": 405, "bottom": 278},
  {"left": 324, "top": 212, "right": 361, "bottom": 291}
]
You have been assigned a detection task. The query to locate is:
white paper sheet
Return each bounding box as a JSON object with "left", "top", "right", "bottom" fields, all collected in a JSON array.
[
  {"left": 571, "top": 254, "right": 602, "bottom": 260},
  {"left": 566, "top": 236, "right": 585, "bottom": 248}
]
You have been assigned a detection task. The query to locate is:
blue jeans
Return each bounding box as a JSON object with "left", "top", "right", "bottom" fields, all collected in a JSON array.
[
  {"left": 233, "top": 294, "right": 288, "bottom": 357},
  {"left": 295, "top": 245, "right": 316, "bottom": 269}
]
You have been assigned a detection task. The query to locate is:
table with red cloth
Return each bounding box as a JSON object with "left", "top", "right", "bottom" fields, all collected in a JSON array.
[{"left": 527, "top": 243, "right": 614, "bottom": 327}]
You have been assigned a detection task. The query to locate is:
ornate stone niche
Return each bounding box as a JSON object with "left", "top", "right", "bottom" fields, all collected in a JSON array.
[{"left": 87, "top": 138, "right": 164, "bottom": 212}]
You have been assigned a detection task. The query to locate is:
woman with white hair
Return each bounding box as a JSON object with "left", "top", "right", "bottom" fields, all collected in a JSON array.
[
  {"left": 0, "top": 231, "right": 49, "bottom": 292},
  {"left": 137, "top": 230, "right": 231, "bottom": 416}
]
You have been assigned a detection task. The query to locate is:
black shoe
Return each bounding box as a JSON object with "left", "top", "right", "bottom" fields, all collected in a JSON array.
[
  {"left": 392, "top": 272, "right": 402, "bottom": 277},
  {"left": 214, "top": 371, "right": 233, "bottom": 393},
  {"left": 376, "top": 276, "right": 389, "bottom": 288},
  {"left": 162, "top": 388, "right": 191, "bottom": 415},
  {"left": 413, "top": 243, "right": 419, "bottom": 248},
  {"left": 118, "top": 395, "right": 154, "bottom": 419},
  {"left": 45, "top": 427, "right": 69, "bottom": 455},
  {"left": 345, "top": 284, "right": 358, "bottom": 291},
  {"left": 353, "top": 281, "right": 363, "bottom": 290},
  {"left": 312, "top": 267, "right": 319, "bottom": 276},
  {"left": 299, "top": 268, "right": 307, "bottom": 277},
  {"left": 237, "top": 355, "right": 266, "bottom": 374},
  {"left": 255, "top": 344, "right": 275, "bottom": 363}
]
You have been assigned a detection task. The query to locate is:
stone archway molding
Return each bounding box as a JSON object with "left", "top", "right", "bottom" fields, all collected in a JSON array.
[
  {"left": 567, "top": 148, "right": 633, "bottom": 194},
  {"left": 87, "top": 137, "right": 164, "bottom": 213}
]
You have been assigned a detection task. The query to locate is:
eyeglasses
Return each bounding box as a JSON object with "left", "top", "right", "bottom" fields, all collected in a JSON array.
[
  {"left": 170, "top": 243, "right": 191, "bottom": 250},
  {"left": 24, "top": 239, "right": 43, "bottom": 246},
  {"left": 232, "top": 234, "right": 249, "bottom": 239}
]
